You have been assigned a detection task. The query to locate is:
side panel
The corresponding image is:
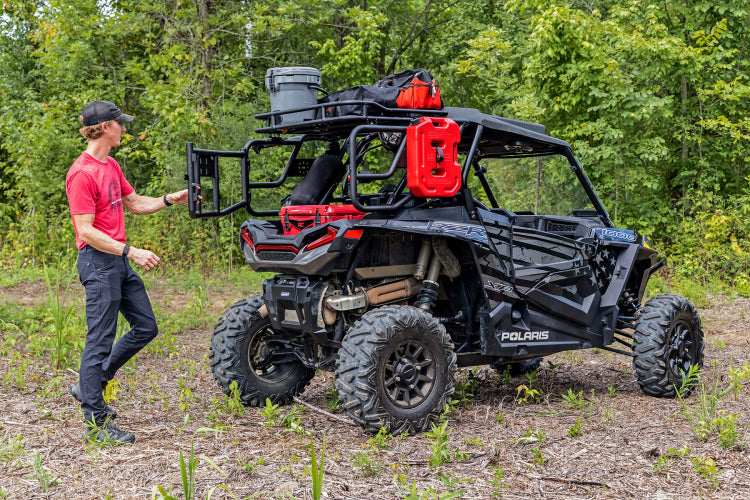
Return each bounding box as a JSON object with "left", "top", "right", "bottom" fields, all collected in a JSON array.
[{"left": 512, "top": 227, "right": 600, "bottom": 326}]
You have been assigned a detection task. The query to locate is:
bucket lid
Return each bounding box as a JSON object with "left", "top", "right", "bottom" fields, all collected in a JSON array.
[
  {"left": 265, "top": 67, "right": 321, "bottom": 87},
  {"left": 265, "top": 67, "right": 321, "bottom": 78}
]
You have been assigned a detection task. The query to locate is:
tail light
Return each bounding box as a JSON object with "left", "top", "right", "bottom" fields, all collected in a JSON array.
[
  {"left": 241, "top": 227, "right": 255, "bottom": 251},
  {"left": 306, "top": 227, "right": 338, "bottom": 251},
  {"left": 343, "top": 229, "right": 363, "bottom": 240}
]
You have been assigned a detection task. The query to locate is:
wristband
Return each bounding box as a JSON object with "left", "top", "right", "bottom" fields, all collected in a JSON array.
[
  {"left": 163, "top": 194, "right": 173, "bottom": 206},
  {"left": 122, "top": 244, "right": 130, "bottom": 257}
]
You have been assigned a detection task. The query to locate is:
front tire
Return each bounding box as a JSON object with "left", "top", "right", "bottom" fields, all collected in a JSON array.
[
  {"left": 633, "top": 294, "right": 704, "bottom": 397},
  {"left": 335, "top": 305, "right": 457, "bottom": 434},
  {"left": 209, "top": 296, "right": 314, "bottom": 406}
]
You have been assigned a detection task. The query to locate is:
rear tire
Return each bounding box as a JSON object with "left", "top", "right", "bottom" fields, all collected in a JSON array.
[
  {"left": 210, "top": 296, "right": 314, "bottom": 406},
  {"left": 335, "top": 305, "right": 456, "bottom": 434},
  {"left": 633, "top": 294, "right": 704, "bottom": 397}
]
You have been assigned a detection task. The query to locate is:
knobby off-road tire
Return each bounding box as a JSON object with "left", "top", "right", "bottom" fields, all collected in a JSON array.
[
  {"left": 209, "top": 296, "right": 314, "bottom": 406},
  {"left": 335, "top": 305, "right": 457, "bottom": 435},
  {"left": 633, "top": 294, "right": 704, "bottom": 398}
]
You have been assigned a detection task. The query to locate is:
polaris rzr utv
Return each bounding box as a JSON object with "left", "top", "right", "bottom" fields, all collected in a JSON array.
[{"left": 186, "top": 69, "right": 703, "bottom": 434}]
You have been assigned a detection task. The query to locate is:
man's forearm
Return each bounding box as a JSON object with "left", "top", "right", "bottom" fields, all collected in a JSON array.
[
  {"left": 77, "top": 225, "right": 129, "bottom": 256},
  {"left": 124, "top": 190, "right": 188, "bottom": 215},
  {"left": 124, "top": 193, "right": 171, "bottom": 215}
]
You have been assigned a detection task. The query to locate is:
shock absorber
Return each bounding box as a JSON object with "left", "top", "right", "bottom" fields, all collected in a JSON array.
[{"left": 415, "top": 256, "right": 442, "bottom": 310}]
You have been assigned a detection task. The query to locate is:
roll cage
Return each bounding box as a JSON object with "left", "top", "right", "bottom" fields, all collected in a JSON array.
[{"left": 186, "top": 101, "right": 613, "bottom": 228}]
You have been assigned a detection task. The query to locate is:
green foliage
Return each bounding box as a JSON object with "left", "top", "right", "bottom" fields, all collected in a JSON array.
[
  {"left": 1, "top": 0, "right": 749, "bottom": 289},
  {"left": 397, "top": 480, "right": 466, "bottom": 500},
  {"left": 238, "top": 456, "right": 266, "bottom": 475},
  {"left": 42, "top": 261, "right": 78, "bottom": 369}
]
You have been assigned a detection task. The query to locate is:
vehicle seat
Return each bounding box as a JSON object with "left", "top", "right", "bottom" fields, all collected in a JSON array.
[{"left": 288, "top": 154, "right": 346, "bottom": 206}]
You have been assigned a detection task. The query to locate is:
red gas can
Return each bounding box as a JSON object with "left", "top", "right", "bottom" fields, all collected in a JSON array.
[
  {"left": 406, "top": 117, "right": 461, "bottom": 198},
  {"left": 279, "top": 204, "right": 365, "bottom": 235}
]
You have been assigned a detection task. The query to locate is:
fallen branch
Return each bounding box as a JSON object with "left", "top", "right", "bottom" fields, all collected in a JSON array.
[
  {"left": 528, "top": 474, "right": 608, "bottom": 489},
  {"left": 292, "top": 396, "right": 355, "bottom": 426},
  {"left": 1, "top": 420, "right": 42, "bottom": 428}
]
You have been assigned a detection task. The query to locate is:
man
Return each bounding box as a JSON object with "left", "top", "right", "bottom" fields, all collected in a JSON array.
[{"left": 66, "top": 100, "right": 191, "bottom": 444}]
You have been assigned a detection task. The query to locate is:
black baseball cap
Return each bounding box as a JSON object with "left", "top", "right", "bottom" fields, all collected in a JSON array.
[{"left": 80, "top": 101, "right": 134, "bottom": 127}]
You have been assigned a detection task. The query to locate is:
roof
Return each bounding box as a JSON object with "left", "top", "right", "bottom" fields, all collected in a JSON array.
[
  {"left": 256, "top": 103, "right": 572, "bottom": 158},
  {"left": 443, "top": 107, "right": 571, "bottom": 158}
]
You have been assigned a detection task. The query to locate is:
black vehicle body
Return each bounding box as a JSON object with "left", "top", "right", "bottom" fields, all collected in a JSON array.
[{"left": 187, "top": 91, "right": 702, "bottom": 433}]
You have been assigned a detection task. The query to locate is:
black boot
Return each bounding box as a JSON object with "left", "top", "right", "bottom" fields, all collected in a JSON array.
[
  {"left": 84, "top": 417, "right": 135, "bottom": 445},
  {"left": 69, "top": 382, "right": 117, "bottom": 420}
]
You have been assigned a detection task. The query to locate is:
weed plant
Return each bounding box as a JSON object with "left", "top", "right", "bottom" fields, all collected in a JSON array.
[
  {"left": 324, "top": 388, "right": 341, "bottom": 412},
  {"left": 42, "top": 262, "right": 78, "bottom": 369},
  {"left": 515, "top": 384, "right": 542, "bottom": 404},
  {"left": 675, "top": 365, "right": 747, "bottom": 448},
  {"left": 280, "top": 405, "right": 308, "bottom": 437},
  {"left": 365, "top": 427, "right": 394, "bottom": 450},
  {"left": 568, "top": 417, "right": 583, "bottom": 437},
  {"left": 562, "top": 389, "right": 586, "bottom": 410},
  {"left": 258, "top": 398, "right": 282, "bottom": 427},
  {"left": 0, "top": 432, "right": 26, "bottom": 463},
  {"left": 397, "top": 481, "right": 465, "bottom": 500},
  {"left": 515, "top": 428, "right": 546, "bottom": 467},
  {"left": 425, "top": 421, "right": 452, "bottom": 468},
  {"left": 487, "top": 465, "right": 508, "bottom": 498},
  {"left": 352, "top": 450, "right": 384, "bottom": 477},
  {"left": 29, "top": 451, "right": 57, "bottom": 494},
  {"left": 448, "top": 369, "right": 480, "bottom": 411},
  {"left": 238, "top": 456, "right": 266, "bottom": 475}
]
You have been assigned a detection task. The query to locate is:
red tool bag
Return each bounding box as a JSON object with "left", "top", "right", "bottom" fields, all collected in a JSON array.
[{"left": 319, "top": 69, "right": 442, "bottom": 116}]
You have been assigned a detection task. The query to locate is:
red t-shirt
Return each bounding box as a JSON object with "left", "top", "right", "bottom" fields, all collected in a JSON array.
[{"left": 66, "top": 152, "right": 134, "bottom": 250}]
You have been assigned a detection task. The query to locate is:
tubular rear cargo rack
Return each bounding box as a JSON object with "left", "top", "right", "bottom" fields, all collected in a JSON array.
[{"left": 187, "top": 101, "right": 449, "bottom": 219}]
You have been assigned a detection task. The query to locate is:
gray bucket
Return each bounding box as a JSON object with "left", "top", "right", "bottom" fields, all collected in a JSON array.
[{"left": 265, "top": 67, "right": 322, "bottom": 126}]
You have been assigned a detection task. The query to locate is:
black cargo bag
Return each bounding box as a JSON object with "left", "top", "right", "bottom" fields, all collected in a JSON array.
[{"left": 319, "top": 69, "right": 442, "bottom": 117}]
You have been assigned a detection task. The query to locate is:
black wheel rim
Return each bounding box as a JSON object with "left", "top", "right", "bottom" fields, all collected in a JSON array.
[
  {"left": 246, "top": 324, "right": 291, "bottom": 381},
  {"left": 383, "top": 339, "right": 437, "bottom": 409},
  {"left": 667, "top": 319, "right": 698, "bottom": 379}
]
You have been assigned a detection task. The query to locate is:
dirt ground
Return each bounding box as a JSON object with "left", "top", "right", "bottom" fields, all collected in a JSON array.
[{"left": 1, "top": 280, "right": 749, "bottom": 500}]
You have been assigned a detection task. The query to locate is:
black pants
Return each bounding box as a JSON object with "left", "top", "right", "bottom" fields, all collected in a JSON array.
[{"left": 77, "top": 246, "right": 158, "bottom": 423}]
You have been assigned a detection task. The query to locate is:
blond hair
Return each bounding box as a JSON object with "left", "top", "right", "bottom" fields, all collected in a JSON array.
[{"left": 79, "top": 118, "right": 122, "bottom": 140}]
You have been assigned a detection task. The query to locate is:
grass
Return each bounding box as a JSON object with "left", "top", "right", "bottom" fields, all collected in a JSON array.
[{"left": 310, "top": 434, "right": 325, "bottom": 500}]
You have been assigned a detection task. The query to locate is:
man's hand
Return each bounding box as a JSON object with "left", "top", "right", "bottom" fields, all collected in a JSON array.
[
  {"left": 128, "top": 247, "right": 161, "bottom": 271},
  {"left": 167, "top": 189, "right": 190, "bottom": 205}
]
